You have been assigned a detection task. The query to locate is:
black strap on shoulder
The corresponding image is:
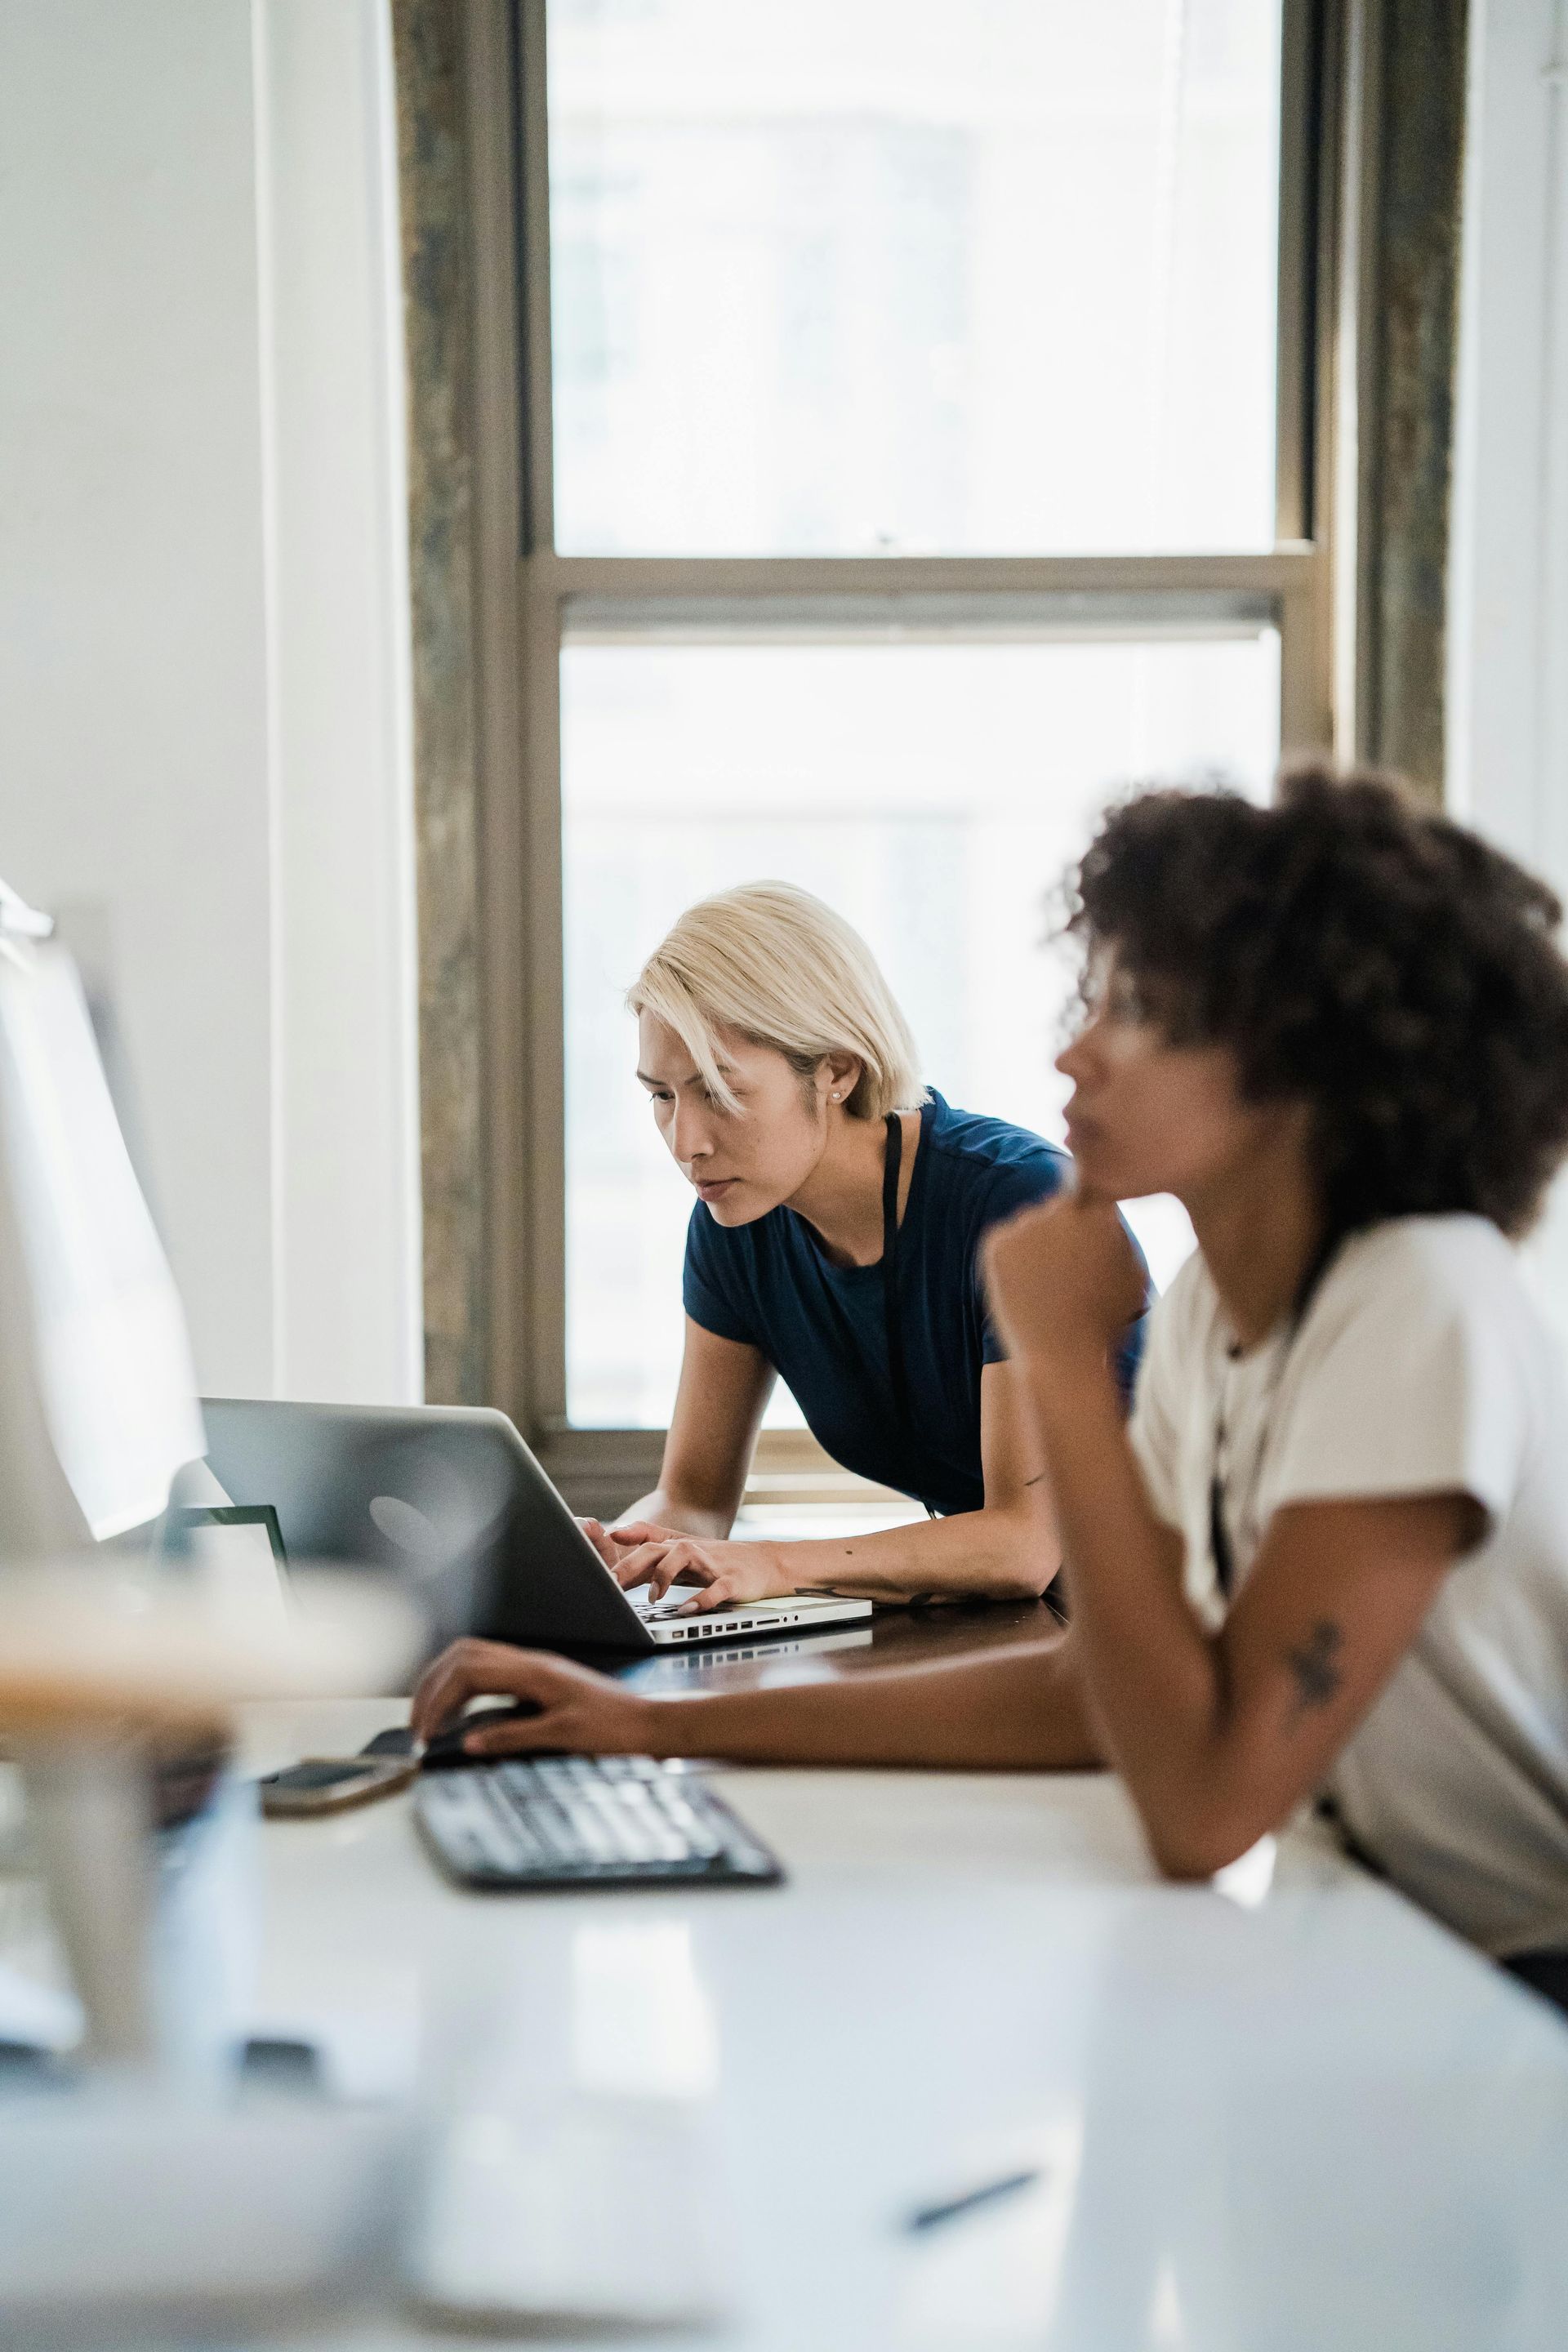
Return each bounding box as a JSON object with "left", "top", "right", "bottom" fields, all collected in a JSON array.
[
  {"left": 881, "top": 1112, "right": 911, "bottom": 1430},
  {"left": 882, "top": 1112, "right": 938, "bottom": 1518}
]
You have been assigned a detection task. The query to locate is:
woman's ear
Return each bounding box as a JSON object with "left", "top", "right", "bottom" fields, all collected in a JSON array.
[{"left": 821, "top": 1051, "right": 863, "bottom": 1108}]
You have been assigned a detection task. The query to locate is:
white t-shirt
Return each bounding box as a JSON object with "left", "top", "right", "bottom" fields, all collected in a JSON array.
[{"left": 1129, "top": 1214, "right": 1568, "bottom": 1956}]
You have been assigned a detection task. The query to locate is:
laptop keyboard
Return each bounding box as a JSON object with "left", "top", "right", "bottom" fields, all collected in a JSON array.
[{"left": 414, "top": 1755, "right": 784, "bottom": 1891}]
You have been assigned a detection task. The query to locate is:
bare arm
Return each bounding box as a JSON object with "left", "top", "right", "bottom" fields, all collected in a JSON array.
[
  {"left": 608, "top": 1361, "right": 1063, "bottom": 1607},
  {"left": 985, "top": 1195, "right": 1477, "bottom": 1878},
  {"left": 612, "top": 1317, "right": 775, "bottom": 1539},
  {"left": 409, "top": 1628, "right": 1104, "bottom": 1771}
]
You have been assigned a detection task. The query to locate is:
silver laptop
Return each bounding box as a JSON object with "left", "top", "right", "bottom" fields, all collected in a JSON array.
[{"left": 199, "top": 1398, "right": 871, "bottom": 1661}]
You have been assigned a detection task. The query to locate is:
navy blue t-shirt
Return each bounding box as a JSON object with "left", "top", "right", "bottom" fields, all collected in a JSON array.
[{"left": 682, "top": 1091, "right": 1145, "bottom": 1517}]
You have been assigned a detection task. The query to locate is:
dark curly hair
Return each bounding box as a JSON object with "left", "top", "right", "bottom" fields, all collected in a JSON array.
[{"left": 1067, "top": 763, "right": 1568, "bottom": 1239}]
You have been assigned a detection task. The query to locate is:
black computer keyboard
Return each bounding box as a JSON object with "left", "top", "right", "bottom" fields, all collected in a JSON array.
[{"left": 413, "top": 1754, "right": 785, "bottom": 1891}]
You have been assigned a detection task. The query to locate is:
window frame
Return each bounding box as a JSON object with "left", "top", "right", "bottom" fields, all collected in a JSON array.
[{"left": 473, "top": 0, "right": 1346, "bottom": 1514}]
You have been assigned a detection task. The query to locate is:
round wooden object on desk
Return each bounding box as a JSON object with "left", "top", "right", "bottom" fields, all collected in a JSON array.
[
  {"left": 0, "top": 1561, "right": 419, "bottom": 2077},
  {"left": 0, "top": 1560, "right": 418, "bottom": 1737}
]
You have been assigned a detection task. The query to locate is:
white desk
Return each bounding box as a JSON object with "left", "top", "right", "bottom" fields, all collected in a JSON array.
[{"left": 203, "top": 1695, "right": 1568, "bottom": 2352}]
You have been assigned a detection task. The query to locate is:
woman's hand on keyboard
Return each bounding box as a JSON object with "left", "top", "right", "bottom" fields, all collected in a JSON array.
[
  {"left": 576, "top": 1517, "right": 623, "bottom": 1570},
  {"left": 410, "top": 1640, "right": 655, "bottom": 1758},
  {"left": 606, "top": 1526, "right": 791, "bottom": 1611}
]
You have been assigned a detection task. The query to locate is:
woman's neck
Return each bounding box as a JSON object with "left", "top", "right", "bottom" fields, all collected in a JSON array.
[
  {"left": 1184, "top": 1133, "right": 1325, "bottom": 1352},
  {"left": 788, "top": 1109, "right": 921, "bottom": 1268}
]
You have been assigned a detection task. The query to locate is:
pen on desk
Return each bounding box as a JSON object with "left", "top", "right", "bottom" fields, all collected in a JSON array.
[{"left": 903, "top": 2167, "right": 1042, "bottom": 2234}]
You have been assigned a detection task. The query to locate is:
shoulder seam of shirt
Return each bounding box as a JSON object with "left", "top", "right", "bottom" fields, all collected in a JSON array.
[
  {"left": 920, "top": 1128, "right": 1071, "bottom": 1174},
  {"left": 1312, "top": 1214, "right": 1509, "bottom": 1311}
]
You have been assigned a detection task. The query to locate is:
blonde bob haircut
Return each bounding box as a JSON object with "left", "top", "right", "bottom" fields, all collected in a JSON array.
[{"left": 627, "top": 882, "right": 927, "bottom": 1122}]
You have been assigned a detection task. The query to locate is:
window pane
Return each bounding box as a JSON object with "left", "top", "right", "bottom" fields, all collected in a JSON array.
[
  {"left": 547, "top": 0, "right": 1282, "bottom": 557},
  {"left": 563, "top": 632, "right": 1279, "bottom": 1427}
]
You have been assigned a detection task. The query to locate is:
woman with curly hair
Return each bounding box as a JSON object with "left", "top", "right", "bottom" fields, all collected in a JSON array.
[{"left": 412, "top": 766, "right": 1568, "bottom": 1975}]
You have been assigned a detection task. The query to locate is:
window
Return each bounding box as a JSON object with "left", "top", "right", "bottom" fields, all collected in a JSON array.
[
  {"left": 510, "top": 0, "right": 1332, "bottom": 1503},
  {"left": 547, "top": 0, "right": 1282, "bottom": 557}
]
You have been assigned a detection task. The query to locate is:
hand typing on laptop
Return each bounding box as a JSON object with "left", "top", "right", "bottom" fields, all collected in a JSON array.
[
  {"left": 598, "top": 1521, "right": 795, "bottom": 1613},
  {"left": 574, "top": 1517, "right": 622, "bottom": 1570},
  {"left": 577, "top": 1514, "right": 793, "bottom": 1615}
]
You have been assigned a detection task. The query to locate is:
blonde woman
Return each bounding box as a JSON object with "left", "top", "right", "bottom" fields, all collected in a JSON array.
[{"left": 574, "top": 882, "right": 1144, "bottom": 1614}]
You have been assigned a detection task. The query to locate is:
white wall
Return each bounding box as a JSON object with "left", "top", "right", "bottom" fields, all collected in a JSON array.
[
  {"left": 0, "top": 0, "right": 421, "bottom": 1404},
  {"left": 255, "top": 0, "right": 422, "bottom": 1404},
  {"left": 1449, "top": 0, "right": 1568, "bottom": 1334},
  {"left": 0, "top": 0, "right": 275, "bottom": 1395}
]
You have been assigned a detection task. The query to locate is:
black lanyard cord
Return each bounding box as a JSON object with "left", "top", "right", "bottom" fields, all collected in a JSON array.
[
  {"left": 1209, "top": 1232, "right": 1343, "bottom": 1597},
  {"left": 881, "top": 1111, "right": 938, "bottom": 1522}
]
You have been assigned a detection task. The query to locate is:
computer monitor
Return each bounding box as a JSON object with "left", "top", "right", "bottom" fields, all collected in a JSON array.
[{"left": 0, "top": 900, "right": 203, "bottom": 1552}]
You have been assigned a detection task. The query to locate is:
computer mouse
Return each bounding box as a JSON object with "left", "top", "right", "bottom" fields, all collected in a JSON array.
[{"left": 419, "top": 1698, "right": 544, "bottom": 1771}]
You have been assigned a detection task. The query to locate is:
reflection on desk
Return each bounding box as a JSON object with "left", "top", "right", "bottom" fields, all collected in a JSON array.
[
  {"left": 624, "top": 1621, "right": 875, "bottom": 1682},
  {"left": 6, "top": 1589, "right": 1568, "bottom": 2348},
  {"left": 616, "top": 1595, "right": 1059, "bottom": 1699}
]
